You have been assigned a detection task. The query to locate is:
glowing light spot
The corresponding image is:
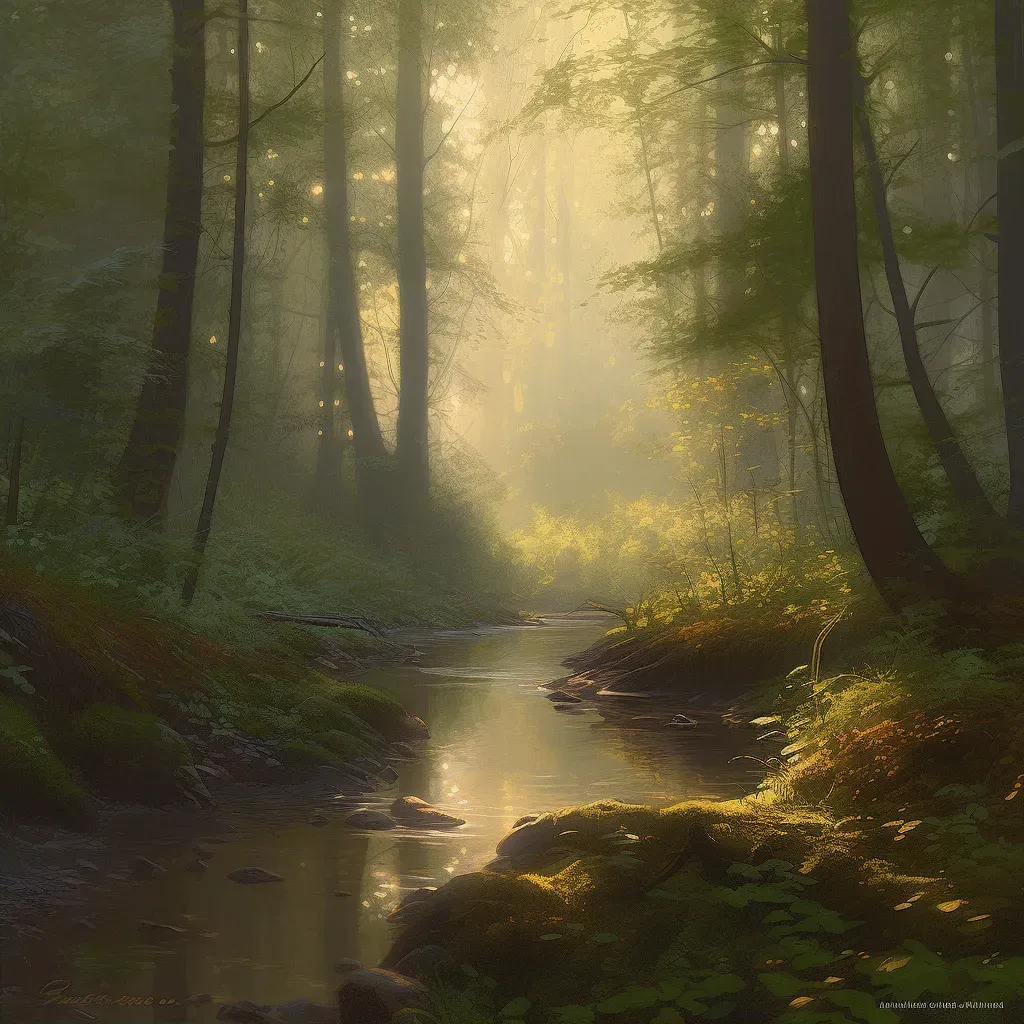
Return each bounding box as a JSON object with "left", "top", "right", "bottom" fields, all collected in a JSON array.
[
  {"left": 268, "top": 179, "right": 275, "bottom": 185},
  {"left": 311, "top": 183, "right": 324, "bottom": 196},
  {"left": 752, "top": 144, "right": 762, "bottom": 157},
  {"left": 320, "top": 361, "right": 326, "bottom": 367},
  {"left": 944, "top": 51, "right": 953, "bottom": 61},
  {"left": 347, "top": 428, "right": 354, "bottom": 438},
  {"left": 318, "top": 400, "right": 325, "bottom": 407},
  {"left": 302, "top": 216, "right": 309, "bottom": 224},
  {"left": 334, "top": 399, "right": 341, "bottom": 406},
  {"left": 223, "top": 174, "right": 231, "bottom": 182},
  {"left": 317, "top": 429, "right": 323, "bottom": 436},
  {"left": 209, "top": 335, "right": 217, "bottom": 345},
  {"left": 903, "top": 225, "right": 913, "bottom": 234},
  {"left": 338, "top": 363, "right": 344, "bottom": 371},
  {"left": 790, "top": 139, "right": 799, "bottom": 148}
]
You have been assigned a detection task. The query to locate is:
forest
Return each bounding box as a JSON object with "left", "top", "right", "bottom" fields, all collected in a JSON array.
[{"left": 2, "top": 0, "right": 1024, "bottom": 1022}]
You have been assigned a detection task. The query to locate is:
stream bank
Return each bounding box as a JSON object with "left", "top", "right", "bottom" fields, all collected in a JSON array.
[
  {"left": 2, "top": 612, "right": 778, "bottom": 1024},
  {"left": 372, "top": 614, "right": 1024, "bottom": 1024}
]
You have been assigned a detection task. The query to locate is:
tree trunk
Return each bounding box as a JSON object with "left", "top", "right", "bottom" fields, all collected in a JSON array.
[
  {"left": 394, "top": 0, "right": 430, "bottom": 509},
  {"left": 321, "top": 0, "right": 389, "bottom": 513},
  {"left": 5, "top": 416, "right": 24, "bottom": 528},
  {"left": 803, "top": 0, "right": 959, "bottom": 609},
  {"left": 996, "top": 0, "right": 1024, "bottom": 529},
  {"left": 116, "top": 0, "right": 205, "bottom": 523},
  {"left": 181, "top": 0, "right": 248, "bottom": 605},
  {"left": 855, "top": 74, "right": 998, "bottom": 528}
]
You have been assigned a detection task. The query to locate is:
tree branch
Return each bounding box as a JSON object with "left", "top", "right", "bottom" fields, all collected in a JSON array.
[{"left": 207, "top": 53, "right": 325, "bottom": 148}]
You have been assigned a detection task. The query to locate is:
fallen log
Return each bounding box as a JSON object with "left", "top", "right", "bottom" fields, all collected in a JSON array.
[{"left": 247, "top": 611, "right": 389, "bottom": 637}]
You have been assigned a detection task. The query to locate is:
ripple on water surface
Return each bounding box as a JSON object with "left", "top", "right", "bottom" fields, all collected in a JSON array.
[{"left": 4, "top": 614, "right": 762, "bottom": 1021}]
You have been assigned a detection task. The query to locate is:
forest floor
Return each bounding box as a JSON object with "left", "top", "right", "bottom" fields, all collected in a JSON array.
[{"left": 375, "top": 608, "right": 1024, "bottom": 1024}]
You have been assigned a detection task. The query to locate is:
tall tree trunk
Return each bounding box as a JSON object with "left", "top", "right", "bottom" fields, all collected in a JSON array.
[
  {"left": 5, "top": 416, "right": 24, "bottom": 528},
  {"left": 321, "top": 1, "right": 389, "bottom": 514},
  {"left": 803, "top": 0, "right": 959, "bottom": 609},
  {"left": 855, "top": 74, "right": 998, "bottom": 528},
  {"left": 181, "top": 0, "right": 248, "bottom": 605},
  {"left": 116, "top": 0, "right": 205, "bottom": 524},
  {"left": 394, "top": 0, "right": 430, "bottom": 509},
  {"left": 996, "top": 0, "right": 1024, "bottom": 529}
]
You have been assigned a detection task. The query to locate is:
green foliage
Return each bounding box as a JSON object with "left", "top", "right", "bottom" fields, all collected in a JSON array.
[
  {"left": 0, "top": 695, "right": 88, "bottom": 818},
  {"left": 65, "top": 704, "right": 192, "bottom": 805}
]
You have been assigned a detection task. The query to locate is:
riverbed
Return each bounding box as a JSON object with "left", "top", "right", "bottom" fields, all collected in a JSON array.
[{"left": 2, "top": 613, "right": 766, "bottom": 1023}]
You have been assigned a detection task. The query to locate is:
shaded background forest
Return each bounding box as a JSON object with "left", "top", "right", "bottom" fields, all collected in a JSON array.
[{"left": 0, "top": 0, "right": 1018, "bottom": 637}]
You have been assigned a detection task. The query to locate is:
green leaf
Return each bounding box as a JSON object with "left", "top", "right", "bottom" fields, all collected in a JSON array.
[
  {"left": 701, "top": 1001, "right": 737, "bottom": 1019},
  {"left": 549, "top": 1006, "right": 595, "bottom": 1024},
  {"left": 500, "top": 998, "right": 531, "bottom": 1017},
  {"left": 758, "top": 973, "right": 806, "bottom": 998},
  {"left": 650, "top": 1008, "right": 684, "bottom": 1024}
]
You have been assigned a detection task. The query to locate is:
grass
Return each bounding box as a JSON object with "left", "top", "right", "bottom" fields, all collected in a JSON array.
[{"left": 0, "top": 557, "right": 424, "bottom": 818}]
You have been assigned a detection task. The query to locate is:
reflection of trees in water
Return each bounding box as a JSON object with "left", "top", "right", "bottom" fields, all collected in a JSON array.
[{"left": 587, "top": 702, "right": 762, "bottom": 799}]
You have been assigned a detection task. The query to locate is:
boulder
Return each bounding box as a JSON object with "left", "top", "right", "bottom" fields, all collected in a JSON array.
[
  {"left": 495, "top": 813, "right": 561, "bottom": 860},
  {"left": 275, "top": 998, "right": 339, "bottom": 1024},
  {"left": 130, "top": 856, "right": 165, "bottom": 880},
  {"left": 336, "top": 969, "right": 428, "bottom": 1024},
  {"left": 392, "top": 945, "right": 451, "bottom": 981},
  {"left": 546, "top": 690, "right": 583, "bottom": 704},
  {"left": 377, "top": 765, "right": 400, "bottom": 785},
  {"left": 389, "top": 742, "right": 419, "bottom": 760},
  {"left": 398, "top": 715, "right": 430, "bottom": 740},
  {"left": 666, "top": 714, "right": 697, "bottom": 729},
  {"left": 227, "top": 866, "right": 284, "bottom": 884},
  {"left": 333, "top": 958, "right": 362, "bottom": 974},
  {"left": 396, "top": 886, "right": 437, "bottom": 912},
  {"left": 194, "top": 842, "right": 217, "bottom": 859},
  {"left": 390, "top": 796, "right": 465, "bottom": 829},
  {"left": 216, "top": 1001, "right": 274, "bottom": 1023},
  {"left": 308, "top": 810, "right": 330, "bottom": 827},
  {"left": 345, "top": 809, "right": 396, "bottom": 830},
  {"left": 512, "top": 813, "right": 539, "bottom": 828}
]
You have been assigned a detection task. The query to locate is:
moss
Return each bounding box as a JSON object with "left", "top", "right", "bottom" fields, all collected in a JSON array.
[
  {"left": 320, "top": 680, "right": 409, "bottom": 738},
  {"left": 66, "top": 704, "right": 192, "bottom": 805},
  {"left": 0, "top": 697, "right": 89, "bottom": 820}
]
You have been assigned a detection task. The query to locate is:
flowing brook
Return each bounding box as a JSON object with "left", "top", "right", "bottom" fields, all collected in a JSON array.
[{"left": 4, "top": 613, "right": 765, "bottom": 1022}]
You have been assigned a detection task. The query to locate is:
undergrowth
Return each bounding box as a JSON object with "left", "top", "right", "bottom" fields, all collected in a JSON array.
[{"left": 383, "top": 615, "right": 1024, "bottom": 1024}]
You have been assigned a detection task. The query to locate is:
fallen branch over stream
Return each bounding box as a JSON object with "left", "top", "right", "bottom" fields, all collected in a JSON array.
[{"left": 247, "top": 611, "right": 389, "bottom": 637}]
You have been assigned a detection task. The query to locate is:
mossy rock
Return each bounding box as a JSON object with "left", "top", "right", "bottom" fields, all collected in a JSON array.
[
  {"left": 324, "top": 682, "right": 409, "bottom": 739},
  {"left": 0, "top": 696, "right": 89, "bottom": 821},
  {"left": 296, "top": 693, "right": 380, "bottom": 738},
  {"left": 66, "top": 704, "right": 192, "bottom": 805}
]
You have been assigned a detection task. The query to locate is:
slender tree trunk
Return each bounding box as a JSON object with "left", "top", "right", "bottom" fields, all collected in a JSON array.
[
  {"left": 322, "top": 0, "right": 389, "bottom": 512},
  {"left": 774, "top": 27, "right": 802, "bottom": 535},
  {"left": 394, "top": 0, "right": 430, "bottom": 509},
  {"left": 181, "top": 0, "right": 248, "bottom": 605},
  {"left": 964, "top": 30, "right": 999, "bottom": 413},
  {"left": 803, "top": 0, "right": 959, "bottom": 609},
  {"left": 996, "top": 0, "right": 1024, "bottom": 529},
  {"left": 855, "top": 74, "right": 998, "bottom": 527},
  {"left": 5, "top": 416, "right": 24, "bottom": 528},
  {"left": 116, "top": 0, "right": 205, "bottom": 524}
]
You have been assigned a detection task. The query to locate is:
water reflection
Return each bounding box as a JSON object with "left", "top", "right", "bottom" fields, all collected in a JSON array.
[{"left": 5, "top": 615, "right": 761, "bottom": 1022}]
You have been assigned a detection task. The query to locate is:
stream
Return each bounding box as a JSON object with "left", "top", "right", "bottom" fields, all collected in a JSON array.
[{"left": 2, "top": 612, "right": 766, "bottom": 1023}]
